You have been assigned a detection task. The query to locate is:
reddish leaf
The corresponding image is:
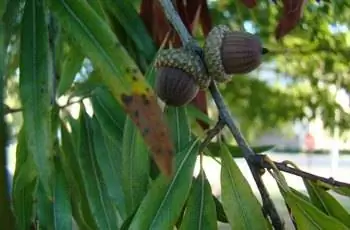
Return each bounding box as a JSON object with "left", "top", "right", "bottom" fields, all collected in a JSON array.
[
  {"left": 275, "top": 0, "right": 308, "bottom": 39},
  {"left": 120, "top": 92, "right": 174, "bottom": 177},
  {"left": 240, "top": 0, "right": 257, "bottom": 8}
]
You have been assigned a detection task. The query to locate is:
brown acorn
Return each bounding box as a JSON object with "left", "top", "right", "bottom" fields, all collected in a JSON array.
[
  {"left": 154, "top": 48, "right": 209, "bottom": 106},
  {"left": 204, "top": 25, "right": 266, "bottom": 82}
]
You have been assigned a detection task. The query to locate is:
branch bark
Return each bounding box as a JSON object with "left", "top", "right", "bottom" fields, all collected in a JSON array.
[{"left": 158, "top": 0, "right": 284, "bottom": 229}]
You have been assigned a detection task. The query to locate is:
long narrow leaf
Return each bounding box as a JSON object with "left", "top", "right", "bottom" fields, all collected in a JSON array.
[
  {"left": 12, "top": 129, "right": 37, "bottom": 230},
  {"left": 77, "top": 108, "right": 120, "bottom": 229},
  {"left": 164, "top": 106, "right": 191, "bottom": 153},
  {"left": 36, "top": 181, "right": 54, "bottom": 228},
  {"left": 304, "top": 180, "right": 350, "bottom": 228},
  {"left": 57, "top": 43, "right": 84, "bottom": 96},
  {"left": 121, "top": 117, "right": 149, "bottom": 216},
  {"left": 130, "top": 139, "right": 200, "bottom": 229},
  {"left": 103, "top": 0, "right": 156, "bottom": 62},
  {"left": 60, "top": 121, "right": 97, "bottom": 230},
  {"left": 53, "top": 157, "right": 72, "bottom": 230},
  {"left": 91, "top": 117, "right": 126, "bottom": 218},
  {"left": 283, "top": 190, "right": 349, "bottom": 230},
  {"left": 91, "top": 87, "right": 126, "bottom": 143},
  {"left": 19, "top": 0, "right": 53, "bottom": 195},
  {"left": 180, "top": 171, "right": 217, "bottom": 230},
  {"left": 47, "top": 0, "right": 174, "bottom": 177},
  {"left": 220, "top": 144, "right": 269, "bottom": 230}
]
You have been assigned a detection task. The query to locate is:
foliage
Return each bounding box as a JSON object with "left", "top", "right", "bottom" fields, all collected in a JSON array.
[
  {"left": 1, "top": 0, "right": 350, "bottom": 230},
  {"left": 209, "top": 0, "right": 350, "bottom": 139}
]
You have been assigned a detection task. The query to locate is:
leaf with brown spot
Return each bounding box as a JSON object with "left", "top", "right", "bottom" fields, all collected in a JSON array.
[
  {"left": 121, "top": 93, "right": 174, "bottom": 177},
  {"left": 48, "top": 0, "right": 174, "bottom": 177}
]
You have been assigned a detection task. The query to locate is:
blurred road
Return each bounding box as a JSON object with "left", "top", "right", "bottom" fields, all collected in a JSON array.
[{"left": 195, "top": 152, "right": 350, "bottom": 230}]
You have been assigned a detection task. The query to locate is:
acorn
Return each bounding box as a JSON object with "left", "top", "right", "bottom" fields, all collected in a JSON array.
[
  {"left": 203, "top": 25, "right": 266, "bottom": 82},
  {"left": 154, "top": 48, "right": 210, "bottom": 106}
]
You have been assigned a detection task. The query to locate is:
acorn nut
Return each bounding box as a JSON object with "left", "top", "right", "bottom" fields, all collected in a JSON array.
[
  {"left": 204, "top": 25, "right": 266, "bottom": 82},
  {"left": 154, "top": 48, "right": 210, "bottom": 107}
]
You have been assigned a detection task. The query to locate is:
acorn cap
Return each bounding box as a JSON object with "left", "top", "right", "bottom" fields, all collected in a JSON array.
[
  {"left": 155, "top": 48, "right": 210, "bottom": 89},
  {"left": 155, "top": 67, "right": 199, "bottom": 106},
  {"left": 203, "top": 25, "right": 231, "bottom": 82},
  {"left": 204, "top": 25, "right": 264, "bottom": 82}
]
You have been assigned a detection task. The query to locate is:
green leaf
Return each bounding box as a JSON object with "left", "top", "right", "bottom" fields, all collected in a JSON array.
[
  {"left": 304, "top": 180, "right": 328, "bottom": 213},
  {"left": 304, "top": 181, "right": 350, "bottom": 228},
  {"left": 103, "top": 0, "right": 156, "bottom": 62},
  {"left": 86, "top": 0, "right": 109, "bottom": 20},
  {"left": 332, "top": 187, "right": 350, "bottom": 198},
  {"left": 47, "top": 0, "right": 175, "bottom": 178},
  {"left": 213, "top": 196, "right": 228, "bottom": 223},
  {"left": 57, "top": 43, "right": 84, "bottom": 96},
  {"left": 220, "top": 144, "right": 269, "bottom": 230},
  {"left": 12, "top": 129, "right": 38, "bottom": 230},
  {"left": 76, "top": 108, "right": 120, "bottom": 229},
  {"left": 121, "top": 117, "right": 149, "bottom": 216},
  {"left": 180, "top": 171, "right": 217, "bottom": 230},
  {"left": 207, "top": 143, "right": 274, "bottom": 157},
  {"left": 19, "top": 0, "right": 53, "bottom": 196},
  {"left": 290, "top": 187, "right": 310, "bottom": 202},
  {"left": 60, "top": 122, "right": 97, "bottom": 230},
  {"left": 130, "top": 139, "right": 200, "bottom": 229},
  {"left": 2, "top": 0, "right": 23, "bottom": 47},
  {"left": 36, "top": 181, "right": 54, "bottom": 228},
  {"left": 186, "top": 104, "right": 214, "bottom": 126},
  {"left": 91, "top": 87, "right": 126, "bottom": 143},
  {"left": 91, "top": 117, "right": 126, "bottom": 218},
  {"left": 164, "top": 106, "right": 191, "bottom": 153},
  {"left": 53, "top": 157, "right": 72, "bottom": 230},
  {"left": 283, "top": 190, "right": 349, "bottom": 230}
]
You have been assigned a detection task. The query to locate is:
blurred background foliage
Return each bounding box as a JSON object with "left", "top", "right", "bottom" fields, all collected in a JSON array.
[
  {"left": 4, "top": 0, "right": 350, "bottom": 143},
  {"left": 207, "top": 0, "right": 350, "bottom": 140}
]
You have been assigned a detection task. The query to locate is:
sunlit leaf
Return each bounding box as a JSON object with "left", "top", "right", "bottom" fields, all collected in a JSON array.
[
  {"left": 19, "top": 0, "right": 53, "bottom": 195},
  {"left": 220, "top": 144, "right": 269, "bottom": 230},
  {"left": 282, "top": 190, "right": 349, "bottom": 230},
  {"left": 180, "top": 171, "right": 217, "bottom": 230},
  {"left": 304, "top": 180, "right": 350, "bottom": 228},
  {"left": 47, "top": 0, "right": 174, "bottom": 177},
  {"left": 332, "top": 187, "right": 350, "bottom": 198},
  {"left": 207, "top": 142, "right": 274, "bottom": 157},
  {"left": 130, "top": 139, "right": 200, "bottom": 229}
]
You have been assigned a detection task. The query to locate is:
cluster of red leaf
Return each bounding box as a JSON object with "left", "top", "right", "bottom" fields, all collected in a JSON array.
[
  {"left": 139, "top": 0, "right": 310, "bottom": 129},
  {"left": 240, "top": 0, "right": 309, "bottom": 39}
]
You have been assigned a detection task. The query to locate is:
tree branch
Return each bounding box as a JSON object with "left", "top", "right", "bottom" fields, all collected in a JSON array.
[
  {"left": 250, "top": 155, "right": 350, "bottom": 188},
  {"left": 158, "top": 0, "right": 284, "bottom": 228}
]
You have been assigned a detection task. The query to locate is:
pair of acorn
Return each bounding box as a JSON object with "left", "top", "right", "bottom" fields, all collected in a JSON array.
[{"left": 155, "top": 25, "right": 268, "bottom": 106}]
